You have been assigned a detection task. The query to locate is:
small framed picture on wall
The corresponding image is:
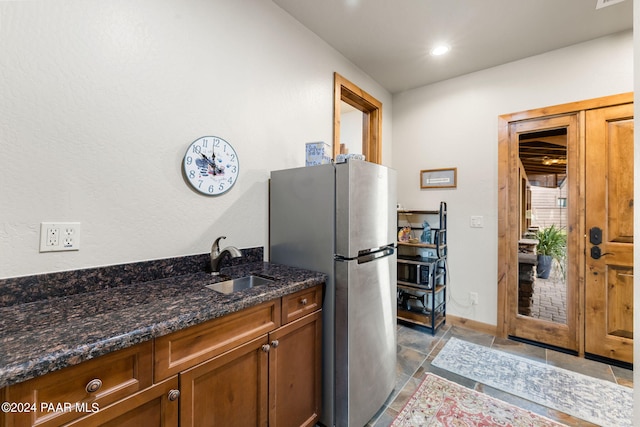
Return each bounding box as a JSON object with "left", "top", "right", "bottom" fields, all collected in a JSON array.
[{"left": 420, "top": 168, "right": 457, "bottom": 189}]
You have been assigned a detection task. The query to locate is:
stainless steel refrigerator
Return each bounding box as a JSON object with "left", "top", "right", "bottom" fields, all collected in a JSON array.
[{"left": 269, "top": 160, "right": 397, "bottom": 427}]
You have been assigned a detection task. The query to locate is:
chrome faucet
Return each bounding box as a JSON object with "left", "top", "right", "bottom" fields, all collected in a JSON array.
[{"left": 210, "top": 236, "right": 242, "bottom": 275}]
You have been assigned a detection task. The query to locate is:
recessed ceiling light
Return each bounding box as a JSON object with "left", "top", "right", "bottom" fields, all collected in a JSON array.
[
  {"left": 430, "top": 45, "right": 450, "bottom": 56},
  {"left": 596, "top": 0, "right": 626, "bottom": 9}
]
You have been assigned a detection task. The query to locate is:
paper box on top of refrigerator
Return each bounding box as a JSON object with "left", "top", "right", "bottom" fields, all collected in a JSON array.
[{"left": 305, "top": 142, "right": 332, "bottom": 166}]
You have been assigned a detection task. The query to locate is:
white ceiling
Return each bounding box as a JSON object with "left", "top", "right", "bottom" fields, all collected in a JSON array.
[{"left": 272, "top": 0, "right": 633, "bottom": 94}]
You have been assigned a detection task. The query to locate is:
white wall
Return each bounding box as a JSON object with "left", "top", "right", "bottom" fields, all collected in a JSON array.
[
  {"left": 392, "top": 30, "right": 633, "bottom": 326},
  {"left": 339, "top": 108, "right": 364, "bottom": 156},
  {"left": 0, "top": 0, "right": 392, "bottom": 278}
]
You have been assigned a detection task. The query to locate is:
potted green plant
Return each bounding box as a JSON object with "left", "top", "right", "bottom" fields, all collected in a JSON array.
[{"left": 535, "top": 225, "right": 566, "bottom": 279}]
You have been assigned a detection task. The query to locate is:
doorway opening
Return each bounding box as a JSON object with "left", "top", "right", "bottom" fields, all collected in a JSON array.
[{"left": 333, "top": 73, "right": 382, "bottom": 164}]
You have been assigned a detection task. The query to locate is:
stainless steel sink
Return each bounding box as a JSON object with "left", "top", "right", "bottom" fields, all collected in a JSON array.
[{"left": 205, "top": 275, "right": 274, "bottom": 294}]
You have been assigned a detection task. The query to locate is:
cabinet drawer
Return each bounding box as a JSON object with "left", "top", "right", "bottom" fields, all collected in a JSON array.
[
  {"left": 5, "top": 341, "right": 153, "bottom": 427},
  {"left": 282, "top": 285, "right": 323, "bottom": 324},
  {"left": 154, "top": 299, "right": 280, "bottom": 381},
  {"left": 65, "top": 376, "right": 179, "bottom": 427}
]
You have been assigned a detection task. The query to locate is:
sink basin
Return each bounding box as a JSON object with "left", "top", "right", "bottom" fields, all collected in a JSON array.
[{"left": 205, "top": 275, "right": 274, "bottom": 294}]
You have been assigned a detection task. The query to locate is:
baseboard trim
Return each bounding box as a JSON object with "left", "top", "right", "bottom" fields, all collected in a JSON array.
[{"left": 447, "top": 315, "right": 498, "bottom": 336}]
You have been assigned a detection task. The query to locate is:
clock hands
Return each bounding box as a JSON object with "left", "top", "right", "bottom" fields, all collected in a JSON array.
[
  {"left": 201, "top": 153, "right": 214, "bottom": 167},
  {"left": 201, "top": 152, "right": 221, "bottom": 176}
]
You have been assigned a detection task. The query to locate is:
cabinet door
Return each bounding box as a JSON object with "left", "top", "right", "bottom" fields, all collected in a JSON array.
[
  {"left": 180, "top": 335, "right": 269, "bottom": 427},
  {"left": 269, "top": 310, "right": 322, "bottom": 427},
  {"left": 65, "top": 377, "right": 179, "bottom": 427}
]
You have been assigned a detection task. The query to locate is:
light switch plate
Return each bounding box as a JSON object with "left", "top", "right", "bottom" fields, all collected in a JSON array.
[{"left": 470, "top": 216, "right": 484, "bottom": 228}]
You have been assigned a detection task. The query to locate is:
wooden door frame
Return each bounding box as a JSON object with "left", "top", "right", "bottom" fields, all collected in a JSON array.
[
  {"left": 333, "top": 73, "right": 383, "bottom": 164},
  {"left": 497, "top": 93, "right": 633, "bottom": 353}
]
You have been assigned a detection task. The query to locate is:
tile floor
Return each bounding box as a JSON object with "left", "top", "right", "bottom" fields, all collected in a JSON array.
[{"left": 366, "top": 323, "right": 634, "bottom": 427}]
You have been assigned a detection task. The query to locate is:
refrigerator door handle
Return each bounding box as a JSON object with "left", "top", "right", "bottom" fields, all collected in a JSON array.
[
  {"left": 335, "top": 245, "right": 395, "bottom": 263},
  {"left": 357, "top": 246, "right": 395, "bottom": 264}
]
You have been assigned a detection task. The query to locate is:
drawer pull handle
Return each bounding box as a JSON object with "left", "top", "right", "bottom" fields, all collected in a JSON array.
[
  {"left": 271, "top": 339, "right": 279, "bottom": 348},
  {"left": 261, "top": 344, "right": 271, "bottom": 353},
  {"left": 85, "top": 379, "right": 102, "bottom": 394},
  {"left": 168, "top": 389, "right": 180, "bottom": 401},
  {"left": 300, "top": 298, "right": 308, "bottom": 306}
]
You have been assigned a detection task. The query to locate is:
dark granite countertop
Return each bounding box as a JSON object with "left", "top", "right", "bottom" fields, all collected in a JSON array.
[{"left": 0, "top": 261, "right": 326, "bottom": 388}]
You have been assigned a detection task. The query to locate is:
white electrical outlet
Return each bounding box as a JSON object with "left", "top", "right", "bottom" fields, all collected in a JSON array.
[
  {"left": 40, "top": 222, "right": 81, "bottom": 252},
  {"left": 46, "top": 227, "right": 59, "bottom": 246},
  {"left": 470, "top": 292, "right": 479, "bottom": 305}
]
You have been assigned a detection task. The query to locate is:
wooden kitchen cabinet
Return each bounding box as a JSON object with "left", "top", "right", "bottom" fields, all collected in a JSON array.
[
  {"left": 269, "top": 310, "right": 322, "bottom": 427},
  {"left": 179, "top": 335, "right": 270, "bottom": 427},
  {"left": 3, "top": 284, "right": 323, "bottom": 427},
  {"left": 154, "top": 299, "right": 281, "bottom": 382},
  {"left": 1, "top": 386, "right": 6, "bottom": 427},
  {"left": 65, "top": 377, "right": 179, "bottom": 427},
  {"left": 178, "top": 286, "right": 323, "bottom": 427},
  {"left": 281, "top": 285, "right": 322, "bottom": 323},
  {"left": 4, "top": 341, "right": 153, "bottom": 427}
]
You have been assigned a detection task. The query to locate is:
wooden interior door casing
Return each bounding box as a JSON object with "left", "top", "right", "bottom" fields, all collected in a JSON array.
[
  {"left": 497, "top": 92, "right": 634, "bottom": 353},
  {"left": 584, "top": 103, "right": 634, "bottom": 364},
  {"left": 333, "top": 73, "right": 382, "bottom": 163}
]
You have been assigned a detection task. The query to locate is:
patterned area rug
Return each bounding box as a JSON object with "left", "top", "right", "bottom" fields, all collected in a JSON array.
[
  {"left": 432, "top": 337, "right": 633, "bottom": 427},
  {"left": 391, "top": 373, "right": 565, "bottom": 427}
]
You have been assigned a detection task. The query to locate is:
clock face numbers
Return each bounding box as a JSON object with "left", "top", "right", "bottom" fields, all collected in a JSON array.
[{"left": 183, "top": 136, "right": 239, "bottom": 196}]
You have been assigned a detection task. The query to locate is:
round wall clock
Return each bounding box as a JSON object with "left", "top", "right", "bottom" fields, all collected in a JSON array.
[{"left": 183, "top": 136, "right": 239, "bottom": 196}]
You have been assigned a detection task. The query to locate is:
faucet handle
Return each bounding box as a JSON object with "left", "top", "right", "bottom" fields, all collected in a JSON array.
[{"left": 212, "top": 236, "right": 227, "bottom": 256}]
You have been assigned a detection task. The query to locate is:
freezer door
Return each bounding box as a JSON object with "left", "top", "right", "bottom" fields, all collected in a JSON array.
[
  {"left": 335, "top": 161, "right": 397, "bottom": 258},
  {"left": 270, "top": 164, "right": 335, "bottom": 274},
  {"left": 334, "top": 250, "right": 397, "bottom": 427}
]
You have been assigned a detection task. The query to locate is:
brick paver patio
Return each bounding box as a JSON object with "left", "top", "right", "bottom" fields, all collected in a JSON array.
[{"left": 528, "top": 263, "right": 567, "bottom": 324}]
